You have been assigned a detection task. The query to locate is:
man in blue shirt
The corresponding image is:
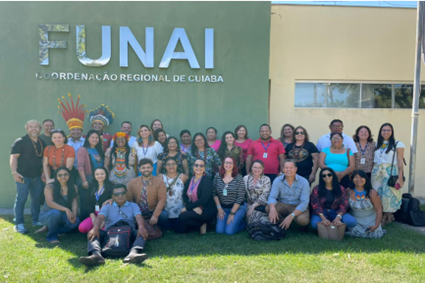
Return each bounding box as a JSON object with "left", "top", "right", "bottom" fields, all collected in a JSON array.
[
  {"left": 266, "top": 160, "right": 310, "bottom": 230},
  {"left": 79, "top": 184, "right": 149, "bottom": 266}
]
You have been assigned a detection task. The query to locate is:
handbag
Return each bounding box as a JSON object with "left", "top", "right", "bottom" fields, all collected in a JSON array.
[
  {"left": 317, "top": 222, "right": 346, "bottom": 241},
  {"left": 102, "top": 221, "right": 132, "bottom": 257},
  {"left": 387, "top": 142, "right": 406, "bottom": 188},
  {"left": 143, "top": 219, "right": 162, "bottom": 240}
]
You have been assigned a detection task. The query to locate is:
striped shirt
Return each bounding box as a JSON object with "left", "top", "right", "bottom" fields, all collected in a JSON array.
[{"left": 213, "top": 174, "right": 245, "bottom": 208}]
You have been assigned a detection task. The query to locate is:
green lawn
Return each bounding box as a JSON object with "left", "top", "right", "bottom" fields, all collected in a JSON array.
[{"left": 1, "top": 214, "right": 425, "bottom": 283}]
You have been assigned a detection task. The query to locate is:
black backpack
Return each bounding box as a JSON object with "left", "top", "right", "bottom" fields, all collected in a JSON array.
[
  {"left": 394, "top": 193, "right": 425, "bottom": 227},
  {"left": 102, "top": 221, "right": 132, "bottom": 257},
  {"left": 246, "top": 221, "right": 286, "bottom": 241}
]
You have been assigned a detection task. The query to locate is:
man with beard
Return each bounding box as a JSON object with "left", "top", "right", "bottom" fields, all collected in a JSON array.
[
  {"left": 126, "top": 158, "right": 168, "bottom": 229},
  {"left": 110, "top": 121, "right": 137, "bottom": 148},
  {"left": 246, "top": 124, "right": 286, "bottom": 183},
  {"left": 10, "top": 120, "right": 46, "bottom": 234}
]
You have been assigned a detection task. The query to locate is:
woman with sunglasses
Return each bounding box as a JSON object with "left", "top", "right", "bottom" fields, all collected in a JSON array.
[
  {"left": 157, "top": 137, "right": 189, "bottom": 176},
  {"left": 159, "top": 157, "right": 189, "bottom": 233},
  {"left": 179, "top": 158, "right": 217, "bottom": 234},
  {"left": 347, "top": 170, "right": 385, "bottom": 238},
  {"left": 319, "top": 132, "right": 355, "bottom": 188},
  {"left": 310, "top": 168, "right": 356, "bottom": 230},
  {"left": 371, "top": 123, "right": 405, "bottom": 225},
  {"left": 285, "top": 126, "right": 319, "bottom": 183},
  {"left": 186, "top": 133, "right": 221, "bottom": 178},
  {"left": 78, "top": 167, "right": 113, "bottom": 233},
  {"left": 105, "top": 132, "right": 136, "bottom": 186},
  {"left": 43, "top": 129, "right": 75, "bottom": 184},
  {"left": 213, "top": 157, "right": 246, "bottom": 235},
  {"left": 38, "top": 167, "right": 80, "bottom": 244}
]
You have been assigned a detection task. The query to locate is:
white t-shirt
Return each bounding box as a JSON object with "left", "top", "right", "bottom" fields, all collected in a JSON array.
[
  {"left": 316, "top": 132, "right": 358, "bottom": 154},
  {"left": 132, "top": 141, "right": 164, "bottom": 164},
  {"left": 374, "top": 140, "right": 405, "bottom": 165}
]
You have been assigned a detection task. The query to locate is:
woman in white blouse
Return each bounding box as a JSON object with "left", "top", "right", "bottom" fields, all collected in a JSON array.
[
  {"left": 132, "top": 125, "right": 163, "bottom": 176},
  {"left": 371, "top": 123, "right": 405, "bottom": 225}
]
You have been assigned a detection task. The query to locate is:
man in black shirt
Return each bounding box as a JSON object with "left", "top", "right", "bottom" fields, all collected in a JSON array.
[{"left": 10, "top": 120, "right": 46, "bottom": 234}]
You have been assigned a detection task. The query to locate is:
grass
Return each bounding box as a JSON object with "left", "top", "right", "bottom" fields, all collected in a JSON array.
[{"left": 1, "top": 214, "right": 425, "bottom": 283}]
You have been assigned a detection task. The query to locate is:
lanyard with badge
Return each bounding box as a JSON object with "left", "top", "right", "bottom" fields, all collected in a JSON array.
[
  {"left": 261, "top": 141, "right": 271, "bottom": 158},
  {"left": 95, "top": 186, "right": 105, "bottom": 212},
  {"left": 188, "top": 176, "right": 202, "bottom": 196},
  {"left": 358, "top": 142, "right": 368, "bottom": 165}
]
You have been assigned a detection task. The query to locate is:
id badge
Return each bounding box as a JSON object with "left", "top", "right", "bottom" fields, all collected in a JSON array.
[
  {"left": 263, "top": 153, "right": 268, "bottom": 158},
  {"left": 377, "top": 158, "right": 381, "bottom": 165},
  {"left": 223, "top": 189, "right": 228, "bottom": 196},
  {"left": 95, "top": 205, "right": 100, "bottom": 212},
  {"left": 360, "top": 158, "right": 365, "bottom": 165}
]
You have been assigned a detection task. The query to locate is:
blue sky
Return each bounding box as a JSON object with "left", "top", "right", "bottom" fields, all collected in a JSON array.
[{"left": 272, "top": 1, "right": 417, "bottom": 8}]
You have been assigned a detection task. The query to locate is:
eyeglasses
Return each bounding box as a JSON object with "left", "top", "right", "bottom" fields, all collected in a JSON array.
[
  {"left": 331, "top": 125, "right": 343, "bottom": 129},
  {"left": 57, "top": 173, "right": 69, "bottom": 178},
  {"left": 295, "top": 131, "right": 305, "bottom": 135},
  {"left": 331, "top": 138, "right": 342, "bottom": 141},
  {"left": 322, "top": 173, "right": 333, "bottom": 178},
  {"left": 168, "top": 142, "right": 177, "bottom": 145},
  {"left": 113, "top": 191, "right": 126, "bottom": 197},
  {"left": 194, "top": 164, "right": 205, "bottom": 168},
  {"left": 224, "top": 162, "right": 233, "bottom": 165},
  {"left": 165, "top": 163, "right": 177, "bottom": 167}
]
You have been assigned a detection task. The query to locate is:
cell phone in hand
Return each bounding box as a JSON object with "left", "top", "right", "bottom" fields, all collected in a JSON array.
[
  {"left": 365, "top": 227, "right": 372, "bottom": 233},
  {"left": 395, "top": 183, "right": 401, "bottom": 190}
]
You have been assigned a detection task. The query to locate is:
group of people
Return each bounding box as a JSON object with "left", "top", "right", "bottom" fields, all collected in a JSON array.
[{"left": 10, "top": 95, "right": 405, "bottom": 266}]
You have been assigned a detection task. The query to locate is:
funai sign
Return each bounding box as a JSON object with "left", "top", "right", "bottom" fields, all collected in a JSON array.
[{"left": 36, "top": 24, "right": 224, "bottom": 83}]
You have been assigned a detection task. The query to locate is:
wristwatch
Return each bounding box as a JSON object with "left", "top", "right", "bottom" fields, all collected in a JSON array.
[
  {"left": 336, "top": 214, "right": 342, "bottom": 219},
  {"left": 230, "top": 211, "right": 236, "bottom": 216},
  {"left": 290, "top": 213, "right": 296, "bottom": 219}
]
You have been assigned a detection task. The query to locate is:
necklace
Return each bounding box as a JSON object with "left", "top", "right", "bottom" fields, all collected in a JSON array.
[
  {"left": 354, "top": 188, "right": 366, "bottom": 201},
  {"left": 31, "top": 137, "right": 43, "bottom": 157},
  {"left": 52, "top": 146, "right": 65, "bottom": 170}
]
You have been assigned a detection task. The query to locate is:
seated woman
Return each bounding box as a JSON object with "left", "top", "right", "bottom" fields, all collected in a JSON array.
[
  {"left": 38, "top": 167, "right": 80, "bottom": 244},
  {"left": 78, "top": 167, "right": 113, "bottom": 233},
  {"left": 319, "top": 132, "right": 355, "bottom": 188},
  {"left": 158, "top": 157, "right": 188, "bottom": 233},
  {"left": 244, "top": 160, "right": 272, "bottom": 225},
  {"left": 77, "top": 130, "right": 105, "bottom": 219},
  {"left": 213, "top": 157, "right": 246, "bottom": 235},
  {"left": 157, "top": 137, "right": 189, "bottom": 176},
  {"left": 310, "top": 168, "right": 357, "bottom": 230},
  {"left": 346, "top": 170, "right": 385, "bottom": 238},
  {"left": 179, "top": 158, "right": 217, "bottom": 234},
  {"left": 105, "top": 132, "right": 136, "bottom": 186}
]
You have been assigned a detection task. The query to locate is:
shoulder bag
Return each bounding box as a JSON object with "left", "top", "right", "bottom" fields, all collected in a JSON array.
[{"left": 387, "top": 142, "right": 406, "bottom": 188}]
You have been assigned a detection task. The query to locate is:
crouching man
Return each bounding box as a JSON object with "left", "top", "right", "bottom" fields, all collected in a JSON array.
[{"left": 79, "top": 184, "right": 149, "bottom": 266}]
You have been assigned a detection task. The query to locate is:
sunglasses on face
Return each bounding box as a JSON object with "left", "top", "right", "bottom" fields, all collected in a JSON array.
[
  {"left": 57, "top": 173, "right": 69, "bottom": 178},
  {"left": 295, "top": 131, "right": 305, "bottom": 135},
  {"left": 113, "top": 191, "right": 126, "bottom": 197},
  {"left": 322, "top": 173, "right": 333, "bottom": 178},
  {"left": 194, "top": 164, "right": 205, "bottom": 168}
]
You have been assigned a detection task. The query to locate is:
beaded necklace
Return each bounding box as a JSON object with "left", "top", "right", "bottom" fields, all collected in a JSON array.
[
  {"left": 31, "top": 137, "right": 43, "bottom": 157},
  {"left": 52, "top": 146, "right": 65, "bottom": 170}
]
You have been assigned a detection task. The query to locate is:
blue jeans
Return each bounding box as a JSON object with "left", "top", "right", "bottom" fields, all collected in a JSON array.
[
  {"left": 14, "top": 176, "right": 43, "bottom": 225},
  {"left": 144, "top": 209, "right": 168, "bottom": 229},
  {"left": 39, "top": 209, "right": 80, "bottom": 241},
  {"left": 311, "top": 209, "right": 357, "bottom": 230},
  {"left": 216, "top": 204, "right": 247, "bottom": 235}
]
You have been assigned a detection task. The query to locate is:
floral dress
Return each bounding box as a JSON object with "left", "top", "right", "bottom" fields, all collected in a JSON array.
[
  {"left": 244, "top": 175, "right": 272, "bottom": 225},
  {"left": 186, "top": 148, "right": 222, "bottom": 178},
  {"left": 157, "top": 152, "right": 187, "bottom": 174},
  {"left": 162, "top": 174, "right": 185, "bottom": 218},
  {"left": 106, "top": 148, "right": 136, "bottom": 186}
]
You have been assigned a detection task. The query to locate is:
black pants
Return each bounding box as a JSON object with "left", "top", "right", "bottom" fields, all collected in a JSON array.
[
  {"left": 87, "top": 229, "right": 145, "bottom": 256},
  {"left": 79, "top": 186, "right": 91, "bottom": 220},
  {"left": 178, "top": 209, "right": 216, "bottom": 232},
  {"left": 164, "top": 218, "right": 187, "bottom": 234}
]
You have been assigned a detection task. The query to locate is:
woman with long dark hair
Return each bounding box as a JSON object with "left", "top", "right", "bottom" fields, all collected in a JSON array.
[
  {"left": 206, "top": 127, "right": 221, "bottom": 152},
  {"left": 218, "top": 131, "right": 244, "bottom": 171},
  {"left": 105, "top": 132, "right": 136, "bottom": 185},
  {"left": 153, "top": 129, "right": 168, "bottom": 147},
  {"left": 234, "top": 125, "right": 253, "bottom": 175},
  {"left": 157, "top": 136, "right": 189, "bottom": 175},
  {"left": 371, "top": 123, "right": 405, "bottom": 224},
  {"left": 132, "top": 125, "right": 163, "bottom": 176},
  {"left": 353, "top": 125, "right": 376, "bottom": 180},
  {"left": 78, "top": 167, "right": 113, "bottom": 233},
  {"left": 38, "top": 167, "right": 80, "bottom": 244},
  {"left": 186, "top": 133, "right": 221, "bottom": 178},
  {"left": 310, "top": 167, "right": 356, "bottom": 230},
  {"left": 280, "top": 124, "right": 294, "bottom": 147},
  {"left": 347, "top": 170, "right": 385, "bottom": 238},
  {"left": 179, "top": 129, "right": 192, "bottom": 154}
]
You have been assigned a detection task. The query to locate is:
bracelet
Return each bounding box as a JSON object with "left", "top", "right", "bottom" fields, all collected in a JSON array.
[
  {"left": 82, "top": 179, "right": 87, "bottom": 182},
  {"left": 290, "top": 212, "right": 296, "bottom": 219},
  {"left": 216, "top": 205, "right": 222, "bottom": 209},
  {"left": 12, "top": 172, "right": 17, "bottom": 175},
  {"left": 319, "top": 213, "right": 324, "bottom": 216},
  {"left": 336, "top": 214, "right": 342, "bottom": 219}
]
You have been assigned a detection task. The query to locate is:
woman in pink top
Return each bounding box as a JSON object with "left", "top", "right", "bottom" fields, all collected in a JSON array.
[
  {"left": 234, "top": 125, "right": 253, "bottom": 175},
  {"left": 206, "top": 127, "right": 221, "bottom": 152}
]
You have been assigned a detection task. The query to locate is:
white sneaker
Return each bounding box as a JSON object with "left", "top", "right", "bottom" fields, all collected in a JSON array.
[{"left": 14, "top": 224, "right": 28, "bottom": 234}]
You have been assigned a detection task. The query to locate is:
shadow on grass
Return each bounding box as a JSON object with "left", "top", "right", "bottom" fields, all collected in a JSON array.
[{"left": 2, "top": 213, "right": 425, "bottom": 270}]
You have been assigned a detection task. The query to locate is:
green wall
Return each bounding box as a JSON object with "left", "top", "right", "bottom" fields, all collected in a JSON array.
[{"left": 0, "top": 2, "right": 271, "bottom": 208}]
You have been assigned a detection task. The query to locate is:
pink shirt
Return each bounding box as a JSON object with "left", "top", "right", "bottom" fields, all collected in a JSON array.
[
  {"left": 209, "top": 140, "right": 221, "bottom": 152},
  {"left": 235, "top": 139, "right": 253, "bottom": 161},
  {"left": 247, "top": 137, "right": 286, "bottom": 174}
]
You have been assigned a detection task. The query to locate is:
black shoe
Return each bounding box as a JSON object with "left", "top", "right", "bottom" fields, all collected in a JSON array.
[
  {"left": 123, "top": 252, "right": 148, "bottom": 264},
  {"left": 79, "top": 254, "right": 105, "bottom": 267}
]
